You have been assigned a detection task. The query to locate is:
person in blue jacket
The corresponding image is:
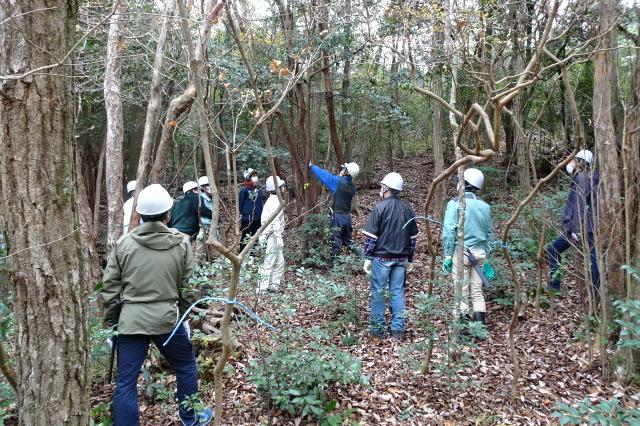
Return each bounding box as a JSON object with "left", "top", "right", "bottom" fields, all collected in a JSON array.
[
  {"left": 238, "top": 168, "right": 264, "bottom": 252},
  {"left": 442, "top": 168, "right": 494, "bottom": 327},
  {"left": 309, "top": 161, "right": 362, "bottom": 258},
  {"left": 546, "top": 149, "right": 600, "bottom": 292}
]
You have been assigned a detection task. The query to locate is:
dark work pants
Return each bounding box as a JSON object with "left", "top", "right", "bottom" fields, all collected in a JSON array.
[
  {"left": 112, "top": 324, "right": 199, "bottom": 426},
  {"left": 240, "top": 219, "right": 261, "bottom": 252},
  {"left": 331, "top": 212, "right": 362, "bottom": 257},
  {"left": 546, "top": 233, "right": 599, "bottom": 291}
]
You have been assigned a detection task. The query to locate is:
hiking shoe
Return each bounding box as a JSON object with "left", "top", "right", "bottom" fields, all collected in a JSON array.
[
  {"left": 391, "top": 331, "right": 404, "bottom": 342},
  {"left": 181, "top": 407, "right": 213, "bottom": 426},
  {"left": 371, "top": 331, "right": 385, "bottom": 339}
]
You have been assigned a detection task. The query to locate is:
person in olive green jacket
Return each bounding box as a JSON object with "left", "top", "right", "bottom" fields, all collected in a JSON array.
[{"left": 101, "top": 184, "right": 212, "bottom": 426}]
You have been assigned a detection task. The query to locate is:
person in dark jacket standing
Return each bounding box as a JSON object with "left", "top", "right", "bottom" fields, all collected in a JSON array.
[
  {"left": 309, "top": 161, "right": 362, "bottom": 257},
  {"left": 546, "top": 149, "right": 600, "bottom": 291},
  {"left": 168, "top": 181, "right": 201, "bottom": 240},
  {"left": 361, "top": 172, "right": 418, "bottom": 340},
  {"left": 101, "top": 184, "right": 212, "bottom": 426},
  {"left": 238, "top": 168, "right": 263, "bottom": 251}
]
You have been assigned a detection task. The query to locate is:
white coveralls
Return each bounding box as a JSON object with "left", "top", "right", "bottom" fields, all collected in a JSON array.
[{"left": 258, "top": 194, "right": 285, "bottom": 291}]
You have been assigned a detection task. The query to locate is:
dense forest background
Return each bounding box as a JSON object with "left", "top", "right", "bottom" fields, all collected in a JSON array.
[{"left": 1, "top": 0, "right": 640, "bottom": 424}]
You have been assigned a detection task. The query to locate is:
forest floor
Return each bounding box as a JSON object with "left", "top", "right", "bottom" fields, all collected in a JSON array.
[{"left": 83, "top": 154, "right": 638, "bottom": 425}]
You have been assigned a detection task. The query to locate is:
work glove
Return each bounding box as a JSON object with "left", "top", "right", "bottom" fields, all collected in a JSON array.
[
  {"left": 442, "top": 258, "right": 453, "bottom": 274},
  {"left": 405, "top": 262, "right": 415, "bottom": 274},
  {"left": 363, "top": 259, "right": 372, "bottom": 275},
  {"left": 258, "top": 234, "right": 267, "bottom": 247},
  {"left": 571, "top": 233, "right": 579, "bottom": 242},
  {"left": 483, "top": 262, "right": 495, "bottom": 280},
  {"left": 276, "top": 236, "right": 284, "bottom": 249}
]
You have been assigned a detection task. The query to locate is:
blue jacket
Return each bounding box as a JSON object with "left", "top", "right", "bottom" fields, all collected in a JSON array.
[
  {"left": 563, "top": 170, "right": 599, "bottom": 234},
  {"left": 200, "top": 193, "right": 213, "bottom": 228},
  {"left": 239, "top": 185, "right": 264, "bottom": 221},
  {"left": 442, "top": 192, "right": 494, "bottom": 257},
  {"left": 310, "top": 165, "right": 356, "bottom": 213}
]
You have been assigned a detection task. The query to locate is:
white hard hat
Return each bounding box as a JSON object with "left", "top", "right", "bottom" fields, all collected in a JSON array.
[
  {"left": 380, "top": 172, "right": 404, "bottom": 191},
  {"left": 198, "top": 176, "right": 209, "bottom": 186},
  {"left": 135, "top": 184, "right": 174, "bottom": 215},
  {"left": 575, "top": 149, "right": 594, "bottom": 164},
  {"left": 182, "top": 181, "right": 198, "bottom": 193},
  {"left": 126, "top": 180, "right": 137, "bottom": 193},
  {"left": 243, "top": 168, "right": 257, "bottom": 180},
  {"left": 265, "top": 175, "right": 285, "bottom": 191},
  {"left": 343, "top": 162, "right": 360, "bottom": 178},
  {"left": 464, "top": 168, "right": 484, "bottom": 190}
]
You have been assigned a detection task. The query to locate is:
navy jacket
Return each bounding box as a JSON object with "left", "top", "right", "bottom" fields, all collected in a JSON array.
[
  {"left": 239, "top": 185, "right": 263, "bottom": 222},
  {"left": 310, "top": 165, "right": 356, "bottom": 213},
  {"left": 362, "top": 196, "right": 418, "bottom": 259},
  {"left": 563, "top": 170, "right": 600, "bottom": 234}
]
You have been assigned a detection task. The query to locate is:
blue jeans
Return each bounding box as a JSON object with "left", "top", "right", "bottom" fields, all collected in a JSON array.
[
  {"left": 370, "top": 258, "right": 406, "bottom": 333},
  {"left": 546, "top": 233, "right": 599, "bottom": 291},
  {"left": 113, "top": 324, "right": 199, "bottom": 426}
]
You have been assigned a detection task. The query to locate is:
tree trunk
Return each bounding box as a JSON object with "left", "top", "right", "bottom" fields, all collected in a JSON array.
[
  {"left": 341, "top": 0, "right": 353, "bottom": 160},
  {"left": 593, "top": 0, "right": 623, "bottom": 379},
  {"left": 318, "top": 0, "right": 345, "bottom": 166},
  {"left": 129, "top": 0, "right": 175, "bottom": 228},
  {"left": 0, "top": 2, "right": 90, "bottom": 424},
  {"left": 104, "top": 2, "right": 125, "bottom": 248}
]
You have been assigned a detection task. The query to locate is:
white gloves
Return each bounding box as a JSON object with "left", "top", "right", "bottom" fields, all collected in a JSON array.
[
  {"left": 363, "top": 259, "right": 372, "bottom": 275},
  {"left": 405, "top": 262, "right": 415, "bottom": 274},
  {"left": 571, "top": 233, "right": 579, "bottom": 242},
  {"left": 258, "top": 234, "right": 267, "bottom": 246}
]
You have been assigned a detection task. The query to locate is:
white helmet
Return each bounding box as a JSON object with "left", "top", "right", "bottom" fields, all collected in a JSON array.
[
  {"left": 198, "top": 176, "right": 209, "bottom": 186},
  {"left": 136, "top": 184, "right": 174, "bottom": 215},
  {"left": 243, "top": 168, "right": 257, "bottom": 180},
  {"left": 182, "top": 181, "right": 198, "bottom": 193},
  {"left": 343, "top": 162, "right": 360, "bottom": 178},
  {"left": 575, "top": 149, "right": 593, "bottom": 165},
  {"left": 380, "top": 172, "right": 404, "bottom": 191},
  {"left": 126, "top": 180, "right": 137, "bottom": 193},
  {"left": 265, "top": 175, "right": 285, "bottom": 191},
  {"left": 464, "top": 168, "right": 484, "bottom": 190}
]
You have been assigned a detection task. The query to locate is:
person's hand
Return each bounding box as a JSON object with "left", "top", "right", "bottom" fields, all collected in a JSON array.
[
  {"left": 483, "top": 262, "right": 495, "bottom": 280},
  {"left": 309, "top": 161, "right": 313, "bottom": 168},
  {"left": 363, "top": 259, "right": 372, "bottom": 275},
  {"left": 405, "top": 262, "right": 415, "bottom": 274},
  {"left": 276, "top": 236, "right": 284, "bottom": 249},
  {"left": 258, "top": 234, "right": 267, "bottom": 246},
  {"left": 571, "top": 232, "right": 579, "bottom": 242},
  {"left": 442, "top": 258, "right": 453, "bottom": 274}
]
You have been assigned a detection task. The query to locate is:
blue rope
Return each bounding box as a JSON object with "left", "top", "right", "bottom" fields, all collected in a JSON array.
[
  {"left": 402, "top": 215, "right": 444, "bottom": 229},
  {"left": 162, "top": 296, "right": 278, "bottom": 347}
]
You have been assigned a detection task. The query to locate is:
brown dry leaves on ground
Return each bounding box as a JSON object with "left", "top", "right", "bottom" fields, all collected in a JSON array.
[{"left": 89, "top": 156, "right": 639, "bottom": 425}]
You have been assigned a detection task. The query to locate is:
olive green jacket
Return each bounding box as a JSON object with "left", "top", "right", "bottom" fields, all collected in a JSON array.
[{"left": 101, "top": 221, "right": 195, "bottom": 335}]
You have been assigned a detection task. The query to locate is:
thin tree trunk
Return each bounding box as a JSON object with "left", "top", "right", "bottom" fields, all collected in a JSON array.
[
  {"left": 318, "top": 0, "right": 345, "bottom": 166},
  {"left": 148, "top": 86, "right": 197, "bottom": 183},
  {"left": 128, "top": 0, "right": 175, "bottom": 228},
  {"left": 104, "top": 2, "right": 125, "bottom": 249},
  {"left": 0, "top": 2, "right": 90, "bottom": 423},
  {"left": 341, "top": 0, "right": 353, "bottom": 160},
  {"left": 93, "top": 136, "right": 106, "bottom": 240}
]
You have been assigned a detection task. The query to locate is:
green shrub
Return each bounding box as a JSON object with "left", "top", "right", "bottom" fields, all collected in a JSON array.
[
  {"left": 247, "top": 329, "right": 367, "bottom": 420},
  {"left": 552, "top": 398, "right": 640, "bottom": 425}
]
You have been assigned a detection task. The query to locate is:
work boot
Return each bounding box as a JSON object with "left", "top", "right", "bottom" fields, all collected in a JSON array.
[{"left": 470, "top": 312, "right": 488, "bottom": 341}]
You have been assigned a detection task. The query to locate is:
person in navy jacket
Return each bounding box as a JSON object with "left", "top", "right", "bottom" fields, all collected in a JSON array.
[
  {"left": 546, "top": 149, "right": 600, "bottom": 292},
  {"left": 238, "top": 168, "right": 264, "bottom": 251},
  {"left": 309, "top": 161, "right": 362, "bottom": 258}
]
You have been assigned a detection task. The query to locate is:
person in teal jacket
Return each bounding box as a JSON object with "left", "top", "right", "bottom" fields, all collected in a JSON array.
[{"left": 442, "top": 168, "right": 495, "bottom": 327}]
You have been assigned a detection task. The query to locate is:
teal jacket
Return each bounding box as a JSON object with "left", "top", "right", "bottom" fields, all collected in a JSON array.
[{"left": 442, "top": 192, "right": 494, "bottom": 257}]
